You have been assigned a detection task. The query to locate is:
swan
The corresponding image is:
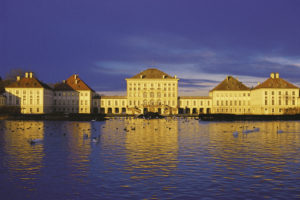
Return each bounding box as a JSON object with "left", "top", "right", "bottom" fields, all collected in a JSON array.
[
  {"left": 233, "top": 131, "right": 239, "bottom": 137},
  {"left": 277, "top": 127, "right": 283, "bottom": 134}
]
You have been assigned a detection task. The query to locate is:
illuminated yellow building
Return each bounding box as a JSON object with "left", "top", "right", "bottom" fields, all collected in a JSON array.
[
  {"left": 125, "top": 68, "right": 179, "bottom": 114},
  {"left": 5, "top": 72, "right": 53, "bottom": 114},
  {"left": 250, "top": 72, "right": 299, "bottom": 114},
  {"left": 178, "top": 96, "right": 212, "bottom": 114},
  {"left": 209, "top": 76, "right": 251, "bottom": 114},
  {"left": 93, "top": 96, "right": 127, "bottom": 114},
  {"left": 53, "top": 74, "right": 94, "bottom": 114},
  {"left": 3, "top": 70, "right": 300, "bottom": 115}
]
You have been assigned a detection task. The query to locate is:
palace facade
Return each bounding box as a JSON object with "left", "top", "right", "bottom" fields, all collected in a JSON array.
[{"left": 3, "top": 69, "right": 300, "bottom": 115}]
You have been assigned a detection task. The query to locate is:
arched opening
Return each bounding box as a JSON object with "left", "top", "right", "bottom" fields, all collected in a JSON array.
[
  {"left": 108, "top": 108, "right": 112, "bottom": 114},
  {"left": 122, "top": 108, "right": 126, "bottom": 114},
  {"left": 206, "top": 108, "right": 211, "bottom": 114},
  {"left": 185, "top": 108, "right": 190, "bottom": 114},
  {"left": 115, "top": 108, "right": 119, "bottom": 113},
  {"left": 199, "top": 108, "right": 204, "bottom": 114},
  {"left": 178, "top": 108, "right": 184, "bottom": 114},
  {"left": 192, "top": 108, "right": 197, "bottom": 114}
]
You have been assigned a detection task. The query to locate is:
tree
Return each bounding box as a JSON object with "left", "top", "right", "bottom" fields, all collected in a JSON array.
[{"left": 5, "top": 68, "right": 26, "bottom": 81}]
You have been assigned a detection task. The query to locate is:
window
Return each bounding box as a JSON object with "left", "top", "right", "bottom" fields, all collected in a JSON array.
[
  {"left": 292, "top": 97, "right": 295, "bottom": 105},
  {"left": 37, "top": 108, "right": 39, "bottom": 112},
  {"left": 265, "top": 91, "right": 267, "bottom": 95}
]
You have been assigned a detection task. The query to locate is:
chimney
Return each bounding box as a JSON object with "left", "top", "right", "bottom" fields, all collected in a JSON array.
[
  {"left": 75, "top": 80, "right": 78, "bottom": 84},
  {"left": 174, "top": 75, "right": 177, "bottom": 78},
  {"left": 270, "top": 72, "right": 275, "bottom": 79},
  {"left": 140, "top": 75, "right": 143, "bottom": 79},
  {"left": 257, "top": 82, "right": 261, "bottom": 85},
  {"left": 74, "top": 74, "right": 78, "bottom": 79},
  {"left": 17, "top": 76, "right": 20, "bottom": 81},
  {"left": 29, "top": 72, "right": 33, "bottom": 78},
  {"left": 236, "top": 77, "right": 238, "bottom": 81},
  {"left": 25, "top": 72, "right": 29, "bottom": 78},
  {"left": 163, "top": 75, "right": 166, "bottom": 79},
  {"left": 275, "top": 72, "right": 279, "bottom": 79},
  {"left": 62, "top": 80, "right": 66, "bottom": 83}
]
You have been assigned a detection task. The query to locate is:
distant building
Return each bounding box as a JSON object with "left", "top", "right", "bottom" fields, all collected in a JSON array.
[
  {"left": 209, "top": 76, "right": 251, "bottom": 114},
  {"left": 3, "top": 70, "right": 300, "bottom": 115},
  {"left": 126, "top": 68, "right": 179, "bottom": 114},
  {"left": 5, "top": 72, "right": 53, "bottom": 114},
  {"left": 94, "top": 96, "right": 127, "bottom": 114},
  {"left": 251, "top": 72, "right": 299, "bottom": 115},
  {"left": 178, "top": 96, "right": 212, "bottom": 114},
  {"left": 53, "top": 74, "right": 95, "bottom": 114}
]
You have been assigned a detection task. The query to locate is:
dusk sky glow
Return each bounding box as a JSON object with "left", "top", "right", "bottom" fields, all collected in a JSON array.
[{"left": 2, "top": 0, "right": 300, "bottom": 95}]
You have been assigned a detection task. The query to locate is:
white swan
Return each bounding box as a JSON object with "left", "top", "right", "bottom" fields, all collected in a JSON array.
[{"left": 233, "top": 131, "right": 239, "bottom": 137}]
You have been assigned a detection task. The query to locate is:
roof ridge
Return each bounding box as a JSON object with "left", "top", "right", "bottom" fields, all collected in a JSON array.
[{"left": 129, "top": 68, "right": 176, "bottom": 79}]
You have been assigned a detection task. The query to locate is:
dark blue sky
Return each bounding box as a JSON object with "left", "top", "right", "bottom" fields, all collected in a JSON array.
[{"left": 1, "top": 0, "right": 300, "bottom": 95}]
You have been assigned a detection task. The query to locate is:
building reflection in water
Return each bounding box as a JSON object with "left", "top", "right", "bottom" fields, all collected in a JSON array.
[
  {"left": 3, "top": 121, "right": 45, "bottom": 191},
  {"left": 123, "top": 118, "right": 179, "bottom": 180},
  {"left": 205, "top": 121, "right": 300, "bottom": 183},
  {"left": 64, "top": 122, "right": 92, "bottom": 182}
]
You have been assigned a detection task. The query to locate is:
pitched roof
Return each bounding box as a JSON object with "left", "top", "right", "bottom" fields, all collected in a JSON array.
[
  {"left": 254, "top": 77, "right": 298, "bottom": 89},
  {"left": 5, "top": 77, "right": 52, "bottom": 90},
  {"left": 65, "top": 74, "right": 94, "bottom": 91},
  {"left": 129, "top": 68, "right": 176, "bottom": 79},
  {"left": 53, "top": 82, "right": 74, "bottom": 91},
  {"left": 211, "top": 76, "right": 250, "bottom": 91}
]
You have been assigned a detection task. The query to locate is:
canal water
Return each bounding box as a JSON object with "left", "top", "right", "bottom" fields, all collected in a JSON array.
[{"left": 0, "top": 118, "right": 299, "bottom": 199}]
